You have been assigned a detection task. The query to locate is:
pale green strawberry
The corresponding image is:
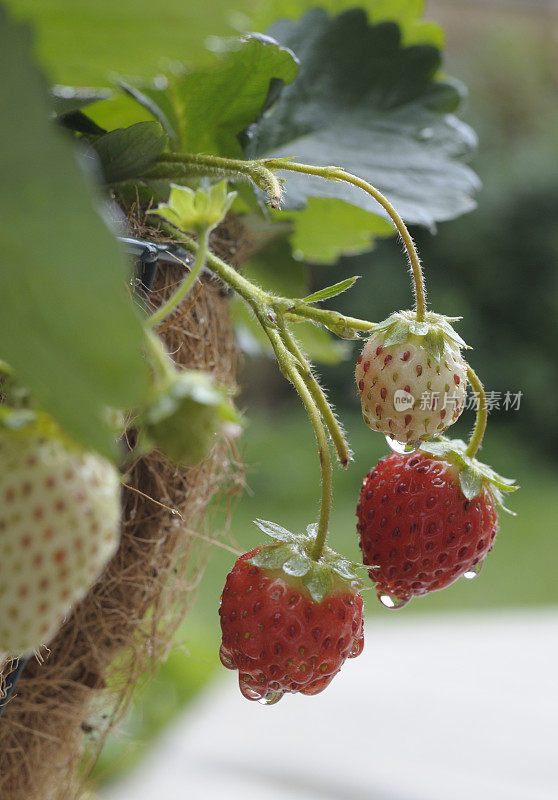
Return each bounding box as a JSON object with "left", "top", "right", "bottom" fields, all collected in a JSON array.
[
  {"left": 0, "top": 422, "right": 121, "bottom": 655},
  {"left": 356, "top": 311, "right": 469, "bottom": 445}
]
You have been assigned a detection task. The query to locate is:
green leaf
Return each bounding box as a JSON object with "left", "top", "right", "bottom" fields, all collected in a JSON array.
[
  {"left": 122, "top": 34, "right": 299, "bottom": 157},
  {"left": 0, "top": 8, "right": 150, "bottom": 458},
  {"left": 302, "top": 276, "right": 359, "bottom": 304},
  {"left": 249, "top": 9, "right": 479, "bottom": 229},
  {"left": 280, "top": 198, "right": 394, "bottom": 264},
  {"left": 92, "top": 121, "right": 167, "bottom": 183},
  {"left": 5, "top": 0, "right": 255, "bottom": 84}
]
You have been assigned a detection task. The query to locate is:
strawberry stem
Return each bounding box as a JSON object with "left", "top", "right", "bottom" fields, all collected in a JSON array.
[
  {"left": 465, "top": 364, "right": 488, "bottom": 458},
  {"left": 277, "top": 318, "right": 352, "bottom": 468},
  {"left": 256, "top": 314, "right": 332, "bottom": 561},
  {"left": 263, "top": 160, "right": 427, "bottom": 322},
  {"left": 144, "top": 153, "right": 283, "bottom": 208},
  {"left": 164, "top": 229, "right": 357, "bottom": 467},
  {"left": 148, "top": 226, "right": 210, "bottom": 327},
  {"left": 145, "top": 152, "right": 426, "bottom": 321}
]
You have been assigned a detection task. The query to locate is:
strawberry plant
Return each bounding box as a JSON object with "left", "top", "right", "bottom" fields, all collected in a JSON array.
[{"left": 0, "top": 0, "right": 517, "bottom": 736}]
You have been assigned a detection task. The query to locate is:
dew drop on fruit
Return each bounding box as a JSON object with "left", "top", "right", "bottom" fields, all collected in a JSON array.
[
  {"left": 350, "top": 637, "right": 364, "bottom": 658},
  {"left": 258, "top": 690, "right": 284, "bottom": 706},
  {"left": 385, "top": 436, "right": 419, "bottom": 455},
  {"left": 239, "top": 683, "right": 263, "bottom": 701},
  {"left": 219, "top": 646, "right": 234, "bottom": 669},
  {"left": 377, "top": 591, "right": 411, "bottom": 610},
  {"left": 463, "top": 561, "right": 484, "bottom": 580}
]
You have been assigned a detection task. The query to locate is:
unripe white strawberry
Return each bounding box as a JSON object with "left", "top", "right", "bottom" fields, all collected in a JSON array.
[
  {"left": 355, "top": 311, "right": 468, "bottom": 445},
  {"left": 0, "top": 420, "right": 121, "bottom": 655}
]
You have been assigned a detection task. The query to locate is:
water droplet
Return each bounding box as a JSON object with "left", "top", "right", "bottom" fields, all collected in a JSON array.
[
  {"left": 239, "top": 682, "right": 263, "bottom": 701},
  {"left": 377, "top": 591, "right": 411, "bottom": 610},
  {"left": 219, "top": 646, "right": 234, "bottom": 669},
  {"left": 349, "top": 637, "right": 364, "bottom": 658},
  {"left": 385, "top": 436, "right": 420, "bottom": 455},
  {"left": 463, "top": 561, "right": 484, "bottom": 580},
  {"left": 258, "top": 690, "right": 284, "bottom": 706}
]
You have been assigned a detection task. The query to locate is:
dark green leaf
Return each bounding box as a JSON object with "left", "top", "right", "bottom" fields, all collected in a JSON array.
[
  {"left": 250, "top": 0, "right": 445, "bottom": 49},
  {"left": 93, "top": 121, "right": 167, "bottom": 183},
  {"left": 0, "top": 8, "right": 150, "bottom": 457},
  {"left": 302, "top": 276, "right": 359, "bottom": 304},
  {"left": 57, "top": 110, "right": 107, "bottom": 136},
  {"left": 249, "top": 9, "right": 479, "bottom": 228},
  {"left": 123, "top": 34, "right": 299, "bottom": 157}
]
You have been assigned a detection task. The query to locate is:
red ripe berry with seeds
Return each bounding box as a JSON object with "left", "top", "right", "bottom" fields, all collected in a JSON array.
[
  {"left": 355, "top": 311, "right": 468, "bottom": 445},
  {"left": 219, "top": 543, "right": 364, "bottom": 704},
  {"left": 356, "top": 449, "right": 511, "bottom": 608}
]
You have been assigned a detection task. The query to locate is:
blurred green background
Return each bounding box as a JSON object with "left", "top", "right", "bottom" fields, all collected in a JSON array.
[{"left": 7, "top": 0, "right": 557, "bottom": 783}]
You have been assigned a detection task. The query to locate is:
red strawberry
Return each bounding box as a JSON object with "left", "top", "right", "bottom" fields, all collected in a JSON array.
[
  {"left": 219, "top": 524, "right": 364, "bottom": 704},
  {"left": 356, "top": 443, "right": 516, "bottom": 607},
  {"left": 355, "top": 311, "right": 468, "bottom": 445}
]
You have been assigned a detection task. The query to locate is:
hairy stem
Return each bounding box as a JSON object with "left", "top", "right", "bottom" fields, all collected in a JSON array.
[
  {"left": 164, "top": 227, "right": 376, "bottom": 335},
  {"left": 148, "top": 153, "right": 283, "bottom": 208},
  {"left": 276, "top": 318, "right": 352, "bottom": 468},
  {"left": 264, "top": 159, "right": 427, "bottom": 321},
  {"left": 148, "top": 227, "right": 210, "bottom": 327},
  {"left": 261, "top": 317, "right": 332, "bottom": 560},
  {"left": 282, "top": 301, "right": 375, "bottom": 337},
  {"left": 465, "top": 364, "right": 487, "bottom": 458}
]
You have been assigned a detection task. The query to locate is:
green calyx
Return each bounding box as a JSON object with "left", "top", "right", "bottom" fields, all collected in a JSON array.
[
  {"left": 248, "top": 519, "right": 364, "bottom": 603},
  {"left": 373, "top": 310, "right": 469, "bottom": 361},
  {"left": 143, "top": 368, "right": 242, "bottom": 466},
  {"left": 419, "top": 437, "right": 518, "bottom": 510},
  {"left": 0, "top": 407, "right": 95, "bottom": 457}
]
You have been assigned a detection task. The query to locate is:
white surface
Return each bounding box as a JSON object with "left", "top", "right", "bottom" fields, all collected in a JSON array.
[{"left": 104, "top": 609, "right": 558, "bottom": 800}]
